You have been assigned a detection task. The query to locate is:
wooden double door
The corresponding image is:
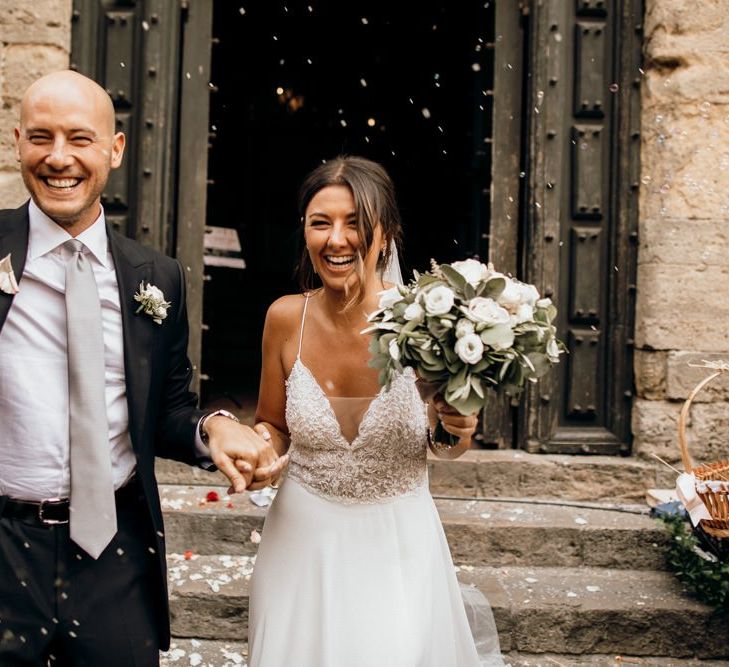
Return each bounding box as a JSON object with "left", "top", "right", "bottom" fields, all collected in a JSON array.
[{"left": 71, "top": 0, "right": 641, "bottom": 454}]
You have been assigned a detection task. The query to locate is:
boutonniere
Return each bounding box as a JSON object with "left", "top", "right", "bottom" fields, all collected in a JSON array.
[
  {"left": 0, "top": 253, "right": 20, "bottom": 295},
  {"left": 133, "top": 281, "right": 171, "bottom": 324}
]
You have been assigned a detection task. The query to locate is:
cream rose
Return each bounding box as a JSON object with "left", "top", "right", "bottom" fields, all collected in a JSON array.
[
  {"left": 423, "top": 285, "right": 455, "bottom": 315},
  {"left": 455, "top": 318, "right": 475, "bottom": 339},
  {"left": 378, "top": 286, "right": 404, "bottom": 310},
  {"left": 403, "top": 302, "right": 425, "bottom": 322},
  {"left": 455, "top": 333, "right": 484, "bottom": 365},
  {"left": 463, "top": 297, "right": 510, "bottom": 326},
  {"left": 451, "top": 258, "right": 488, "bottom": 285}
]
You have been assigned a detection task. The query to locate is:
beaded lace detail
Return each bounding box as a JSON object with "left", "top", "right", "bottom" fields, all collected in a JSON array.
[{"left": 285, "top": 360, "right": 429, "bottom": 503}]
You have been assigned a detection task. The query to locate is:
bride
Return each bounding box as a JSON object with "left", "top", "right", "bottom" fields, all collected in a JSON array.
[{"left": 248, "top": 156, "right": 504, "bottom": 666}]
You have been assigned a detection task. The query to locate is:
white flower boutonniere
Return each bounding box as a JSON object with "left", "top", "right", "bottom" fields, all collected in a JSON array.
[
  {"left": 134, "top": 281, "right": 171, "bottom": 324},
  {"left": 0, "top": 253, "right": 20, "bottom": 295}
]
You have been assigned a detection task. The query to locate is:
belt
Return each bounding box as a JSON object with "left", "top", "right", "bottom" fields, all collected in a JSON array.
[{"left": 0, "top": 476, "right": 142, "bottom": 527}]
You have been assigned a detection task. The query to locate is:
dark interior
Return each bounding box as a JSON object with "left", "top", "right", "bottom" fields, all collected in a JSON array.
[{"left": 201, "top": 0, "right": 495, "bottom": 410}]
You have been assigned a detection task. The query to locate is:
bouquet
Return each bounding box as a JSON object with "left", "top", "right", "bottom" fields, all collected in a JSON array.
[{"left": 365, "top": 258, "right": 563, "bottom": 444}]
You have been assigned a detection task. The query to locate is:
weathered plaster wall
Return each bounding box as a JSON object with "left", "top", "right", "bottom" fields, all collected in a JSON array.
[
  {"left": 635, "top": 0, "right": 729, "bottom": 466},
  {"left": 0, "top": 0, "right": 71, "bottom": 207}
]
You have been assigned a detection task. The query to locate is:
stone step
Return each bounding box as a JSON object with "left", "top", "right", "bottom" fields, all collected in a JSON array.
[
  {"left": 161, "top": 639, "right": 729, "bottom": 667},
  {"left": 165, "top": 556, "right": 729, "bottom": 659},
  {"left": 160, "top": 484, "right": 669, "bottom": 570},
  {"left": 156, "top": 450, "right": 659, "bottom": 502}
]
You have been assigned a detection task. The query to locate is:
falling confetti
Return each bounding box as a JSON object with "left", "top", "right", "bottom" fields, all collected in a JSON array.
[{"left": 251, "top": 529, "right": 261, "bottom": 544}]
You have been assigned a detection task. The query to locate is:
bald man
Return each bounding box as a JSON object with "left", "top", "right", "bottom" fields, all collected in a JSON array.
[{"left": 0, "top": 71, "right": 285, "bottom": 666}]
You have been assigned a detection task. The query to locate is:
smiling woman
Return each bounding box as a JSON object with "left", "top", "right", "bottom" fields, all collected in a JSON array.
[
  {"left": 14, "top": 70, "right": 125, "bottom": 237},
  {"left": 297, "top": 156, "right": 401, "bottom": 311}
]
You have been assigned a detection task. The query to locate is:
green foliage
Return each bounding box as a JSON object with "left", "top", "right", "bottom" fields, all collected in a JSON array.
[{"left": 658, "top": 514, "right": 729, "bottom": 615}]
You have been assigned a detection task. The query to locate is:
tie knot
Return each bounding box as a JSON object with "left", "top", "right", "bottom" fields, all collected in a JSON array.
[{"left": 65, "top": 239, "right": 85, "bottom": 255}]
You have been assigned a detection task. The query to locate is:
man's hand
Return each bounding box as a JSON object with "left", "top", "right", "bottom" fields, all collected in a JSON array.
[{"left": 204, "top": 417, "right": 262, "bottom": 493}]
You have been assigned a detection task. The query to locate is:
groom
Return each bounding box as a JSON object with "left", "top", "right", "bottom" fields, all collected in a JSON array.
[{"left": 0, "top": 70, "right": 284, "bottom": 665}]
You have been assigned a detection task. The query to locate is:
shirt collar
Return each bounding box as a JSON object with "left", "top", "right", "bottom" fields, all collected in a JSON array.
[{"left": 27, "top": 200, "right": 110, "bottom": 268}]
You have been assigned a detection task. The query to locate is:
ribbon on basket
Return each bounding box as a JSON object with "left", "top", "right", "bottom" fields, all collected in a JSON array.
[{"left": 676, "top": 472, "right": 712, "bottom": 527}]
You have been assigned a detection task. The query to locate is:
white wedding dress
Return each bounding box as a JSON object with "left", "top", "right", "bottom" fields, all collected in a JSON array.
[{"left": 248, "top": 296, "right": 504, "bottom": 667}]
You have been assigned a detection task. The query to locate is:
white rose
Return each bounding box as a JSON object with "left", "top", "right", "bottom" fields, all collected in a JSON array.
[
  {"left": 403, "top": 302, "right": 425, "bottom": 322},
  {"left": 463, "top": 297, "right": 510, "bottom": 326},
  {"left": 389, "top": 338, "right": 401, "bottom": 361},
  {"left": 423, "top": 285, "right": 455, "bottom": 315},
  {"left": 513, "top": 303, "right": 534, "bottom": 324},
  {"left": 455, "top": 318, "right": 475, "bottom": 339},
  {"left": 145, "top": 285, "right": 165, "bottom": 301},
  {"left": 455, "top": 333, "right": 484, "bottom": 365},
  {"left": 451, "top": 258, "right": 488, "bottom": 285},
  {"left": 499, "top": 279, "right": 540, "bottom": 311},
  {"left": 378, "top": 286, "right": 404, "bottom": 310},
  {"left": 536, "top": 297, "right": 552, "bottom": 309}
]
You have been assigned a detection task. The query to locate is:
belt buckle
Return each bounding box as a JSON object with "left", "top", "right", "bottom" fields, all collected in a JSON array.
[{"left": 38, "top": 498, "right": 68, "bottom": 525}]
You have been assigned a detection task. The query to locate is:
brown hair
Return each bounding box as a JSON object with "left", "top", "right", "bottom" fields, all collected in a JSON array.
[{"left": 296, "top": 156, "right": 403, "bottom": 310}]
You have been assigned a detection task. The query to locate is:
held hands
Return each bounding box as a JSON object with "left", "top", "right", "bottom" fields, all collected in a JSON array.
[{"left": 204, "top": 416, "right": 289, "bottom": 493}]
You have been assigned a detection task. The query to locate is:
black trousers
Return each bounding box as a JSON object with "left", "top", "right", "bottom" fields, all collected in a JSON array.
[{"left": 0, "top": 484, "right": 161, "bottom": 667}]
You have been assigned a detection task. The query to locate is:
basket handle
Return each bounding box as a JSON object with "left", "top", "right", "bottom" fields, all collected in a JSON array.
[{"left": 678, "top": 370, "right": 724, "bottom": 474}]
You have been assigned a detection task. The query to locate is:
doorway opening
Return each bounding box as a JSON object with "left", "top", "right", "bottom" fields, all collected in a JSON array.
[{"left": 201, "top": 0, "right": 498, "bottom": 416}]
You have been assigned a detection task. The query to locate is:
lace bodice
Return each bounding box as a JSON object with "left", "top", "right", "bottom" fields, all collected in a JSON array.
[{"left": 285, "top": 359, "right": 429, "bottom": 503}]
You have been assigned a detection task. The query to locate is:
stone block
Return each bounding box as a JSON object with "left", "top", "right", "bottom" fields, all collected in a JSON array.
[
  {"left": 0, "top": 107, "right": 20, "bottom": 172},
  {"left": 634, "top": 350, "right": 667, "bottom": 399},
  {"left": 0, "top": 0, "right": 71, "bottom": 50},
  {"left": 632, "top": 397, "right": 729, "bottom": 465},
  {"left": 638, "top": 217, "right": 729, "bottom": 268},
  {"left": 635, "top": 263, "right": 729, "bottom": 351},
  {"left": 640, "top": 107, "right": 729, "bottom": 221},
  {"left": 0, "top": 171, "right": 27, "bottom": 209},
  {"left": 1, "top": 44, "right": 68, "bottom": 106},
  {"left": 666, "top": 351, "right": 729, "bottom": 401}
]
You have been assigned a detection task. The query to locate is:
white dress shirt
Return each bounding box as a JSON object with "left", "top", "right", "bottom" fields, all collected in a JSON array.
[{"left": 0, "top": 202, "right": 137, "bottom": 500}]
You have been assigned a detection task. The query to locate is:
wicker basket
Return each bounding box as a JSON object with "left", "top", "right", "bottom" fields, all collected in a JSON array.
[{"left": 678, "top": 369, "right": 729, "bottom": 539}]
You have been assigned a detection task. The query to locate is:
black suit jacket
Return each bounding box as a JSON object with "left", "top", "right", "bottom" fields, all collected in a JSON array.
[{"left": 0, "top": 202, "right": 206, "bottom": 648}]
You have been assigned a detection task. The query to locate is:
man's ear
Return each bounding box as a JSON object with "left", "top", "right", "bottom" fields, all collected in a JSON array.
[{"left": 110, "top": 132, "right": 126, "bottom": 169}]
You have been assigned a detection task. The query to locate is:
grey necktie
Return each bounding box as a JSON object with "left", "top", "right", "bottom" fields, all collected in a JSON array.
[{"left": 65, "top": 239, "right": 117, "bottom": 559}]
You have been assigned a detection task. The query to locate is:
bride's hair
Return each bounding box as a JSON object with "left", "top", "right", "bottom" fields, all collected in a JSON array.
[{"left": 296, "top": 155, "right": 403, "bottom": 311}]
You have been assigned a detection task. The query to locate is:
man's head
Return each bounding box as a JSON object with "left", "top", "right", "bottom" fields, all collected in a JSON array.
[{"left": 14, "top": 70, "right": 125, "bottom": 236}]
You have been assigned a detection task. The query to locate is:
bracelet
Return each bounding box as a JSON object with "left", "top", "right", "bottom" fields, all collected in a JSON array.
[
  {"left": 426, "top": 427, "right": 458, "bottom": 451},
  {"left": 199, "top": 409, "right": 240, "bottom": 445}
]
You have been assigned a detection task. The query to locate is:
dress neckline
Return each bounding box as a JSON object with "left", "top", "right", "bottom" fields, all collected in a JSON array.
[{"left": 288, "top": 358, "right": 388, "bottom": 449}]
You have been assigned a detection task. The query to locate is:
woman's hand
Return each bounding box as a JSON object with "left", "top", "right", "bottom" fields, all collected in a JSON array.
[
  {"left": 428, "top": 395, "right": 479, "bottom": 459},
  {"left": 242, "top": 423, "right": 290, "bottom": 491}
]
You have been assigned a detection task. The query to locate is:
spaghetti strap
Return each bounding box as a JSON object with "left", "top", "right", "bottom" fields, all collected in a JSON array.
[{"left": 296, "top": 293, "right": 311, "bottom": 359}]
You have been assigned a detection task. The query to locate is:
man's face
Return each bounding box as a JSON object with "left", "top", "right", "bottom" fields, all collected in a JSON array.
[{"left": 14, "top": 82, "right": 125, "bottom": 234}]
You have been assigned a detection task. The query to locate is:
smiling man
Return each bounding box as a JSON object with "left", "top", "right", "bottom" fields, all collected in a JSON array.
[{"left": 0, "top": 70, "right": 286, "bottom": 666}]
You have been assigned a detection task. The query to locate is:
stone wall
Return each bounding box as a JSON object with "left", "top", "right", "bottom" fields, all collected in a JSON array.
[
  {"left": 635, "top": 0, "right": 729, "bottom": 468},
  {"left": 0, "top": 0, "right": 71, "bottom": 207}
]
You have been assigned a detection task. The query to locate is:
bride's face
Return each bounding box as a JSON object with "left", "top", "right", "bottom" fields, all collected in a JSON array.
[{"left": 304, "top": 184, "right": 384, "bottom": 291}]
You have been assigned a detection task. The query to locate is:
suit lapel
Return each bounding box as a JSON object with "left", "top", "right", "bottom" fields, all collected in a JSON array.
[
  {"left": 107, "top": 226, "right": 155, "bottom": 452},
  {"left": 0, "top": 203, "right": 30, "bottom": 331}
]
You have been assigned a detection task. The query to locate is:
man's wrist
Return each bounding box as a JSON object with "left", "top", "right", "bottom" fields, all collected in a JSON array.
[{"left": 199, "top": 409, "right": 240, "bottom": 445}]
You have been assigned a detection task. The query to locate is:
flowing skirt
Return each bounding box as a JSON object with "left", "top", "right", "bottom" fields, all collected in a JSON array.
[{"left": 248, "top": 477, "right": 504, "bottom": 667}]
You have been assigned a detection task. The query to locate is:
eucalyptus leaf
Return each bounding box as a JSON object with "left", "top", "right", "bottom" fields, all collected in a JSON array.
[{"left": 439, "top": 264, "right": 468, "bottom": 292}]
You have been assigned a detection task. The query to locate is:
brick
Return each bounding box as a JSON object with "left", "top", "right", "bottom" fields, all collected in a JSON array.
[
  {"left": 635, "top": 263, "right": 729, "bottom": 351},
  {"left": 0, "top": 0, "right": 71, "bottom": 50},
  {"left": 0, "top": 170, "right": 27, "bottom": 208},
  {"left": 640, "top": 107, "right": 729, "bottom": 221},
  {"left": 666, "top": 351, "right": 729, "bottom": 402},
  {"left": 632, "top": 397, "right": 729, "bottom": 465},
  {"left": 638, "top": 217, "right": 729, "bottom": 268},
  {"left": 1, "top": 44, "right": 68, "bottom": 106},
  {"left": 0, "top": 107, "right": 20, "bottom": 171},
  {"left": 634, "top": 350, "right": 667, "bottom": 400}
]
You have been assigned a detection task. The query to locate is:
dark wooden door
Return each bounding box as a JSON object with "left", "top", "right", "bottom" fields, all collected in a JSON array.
[
  {"left": 71, "top": 0, "right": 210, "bottom": 392},
  {"left": 520, "top": 0, "right": 642, "bottom": 454}
]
